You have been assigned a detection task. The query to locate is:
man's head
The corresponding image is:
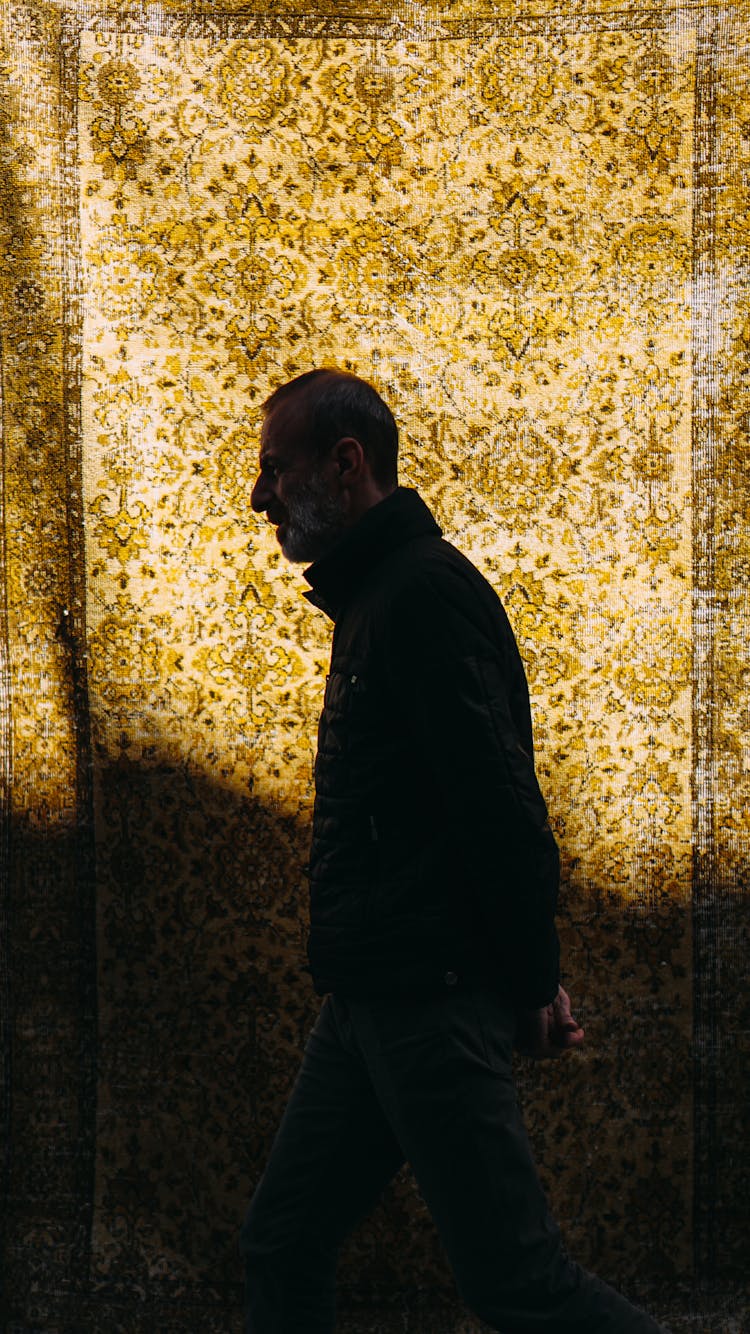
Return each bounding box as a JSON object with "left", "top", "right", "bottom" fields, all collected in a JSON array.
[{"left": 250, "top": 369, "right": 399, "bottom": 563}]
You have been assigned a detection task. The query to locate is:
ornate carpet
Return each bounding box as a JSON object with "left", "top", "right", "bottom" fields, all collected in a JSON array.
[{"left": 0, "top": 1, "right": 748, "bottom": 1330}]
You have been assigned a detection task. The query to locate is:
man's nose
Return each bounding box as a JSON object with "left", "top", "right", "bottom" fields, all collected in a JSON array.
[{"left": 250, "top": 474, "right": 270, "bottom": 512}]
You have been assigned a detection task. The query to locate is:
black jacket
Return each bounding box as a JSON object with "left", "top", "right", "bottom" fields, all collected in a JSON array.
[{"left": 303, "top": 487, "right": 560, "bottom": 1007}]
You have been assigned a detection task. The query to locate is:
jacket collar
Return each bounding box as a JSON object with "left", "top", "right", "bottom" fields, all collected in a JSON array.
[{"left": 303, "top": 486, "right": 442, "bottom": 621}]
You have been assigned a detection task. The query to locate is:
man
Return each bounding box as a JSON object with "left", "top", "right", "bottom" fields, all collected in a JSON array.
[{"left": 240, "top": 368, "right": 667, "bottom": 1333}]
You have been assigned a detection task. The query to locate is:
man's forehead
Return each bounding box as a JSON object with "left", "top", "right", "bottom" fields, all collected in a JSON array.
[
  {"left": 258, "top": 419, "right": 280, "bottom": 460},
  {"left": 260, "top": 406, "right": 319, "bottom": 470}
]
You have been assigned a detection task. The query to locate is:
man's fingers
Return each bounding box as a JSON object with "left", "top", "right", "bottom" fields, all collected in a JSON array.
[
  {"left": 553, "top": 986, "right": 574, "bottom": 1017},
  {"left": 553, "top": 986, "right": 584, "bottom": 1036},
  {"left": 556, "top": 1025, "right": 585, "bottom": 1049},
  {"left": 516, "top": 991, "right": 585, "bottom": 1059}
]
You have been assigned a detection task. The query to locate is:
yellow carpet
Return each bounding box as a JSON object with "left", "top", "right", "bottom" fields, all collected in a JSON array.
[{"left": 1, "top": 1, "right": 748, "bottom": 1327}]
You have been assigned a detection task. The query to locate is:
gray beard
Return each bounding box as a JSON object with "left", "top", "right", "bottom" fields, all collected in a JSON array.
[{"left": 281, "top": 471, "right": 348, "bottom": 564}]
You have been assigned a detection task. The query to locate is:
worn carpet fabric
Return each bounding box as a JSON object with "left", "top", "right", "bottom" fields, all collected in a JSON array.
[{"left": 0, "top": 2, "right": 748, "bottom": 1330}]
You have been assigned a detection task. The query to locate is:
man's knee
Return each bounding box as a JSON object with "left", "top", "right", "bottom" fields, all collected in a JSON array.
[{"left": 239, "top": 1193, "right": 335, "bottom": 1270}]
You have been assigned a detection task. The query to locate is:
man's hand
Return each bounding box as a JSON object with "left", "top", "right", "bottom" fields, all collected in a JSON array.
[{"left": 515, "top": 985, "right": 585, "bottom": 1060}]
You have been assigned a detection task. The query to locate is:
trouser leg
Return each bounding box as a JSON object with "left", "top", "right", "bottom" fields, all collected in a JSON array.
[
  {"left": 239, "top": 996, "right": 404, "bottom": 1334},
  {"left": 349, "top": 987, "right": 668, "bottom": 1334}
]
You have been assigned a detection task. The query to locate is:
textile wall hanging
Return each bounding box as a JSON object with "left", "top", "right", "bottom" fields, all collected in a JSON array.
[{"left": 1, "top": 1, "right": 748, "bottom": 1330}]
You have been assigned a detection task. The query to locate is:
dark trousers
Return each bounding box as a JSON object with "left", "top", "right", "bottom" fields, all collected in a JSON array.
[{"left": 240, "top": 987, "right": 667, "bottom": 1333}]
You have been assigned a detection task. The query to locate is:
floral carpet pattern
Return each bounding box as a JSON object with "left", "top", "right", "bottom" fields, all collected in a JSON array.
[{"left": 0, "top": 2, "right": 748, "bottom": 1330}]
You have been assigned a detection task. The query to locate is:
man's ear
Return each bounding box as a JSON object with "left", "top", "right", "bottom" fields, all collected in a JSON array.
[{"left": 332, "top": 436, "right": 366, "bottom": 482}]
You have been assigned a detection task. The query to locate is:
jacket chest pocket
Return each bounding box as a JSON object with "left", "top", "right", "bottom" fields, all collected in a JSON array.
[
  {"left": 317, "top": 657, "right": 381, "bottom": 768},
  {"left": 323, "top": 658, "right": 369, "bottom": 718}
]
